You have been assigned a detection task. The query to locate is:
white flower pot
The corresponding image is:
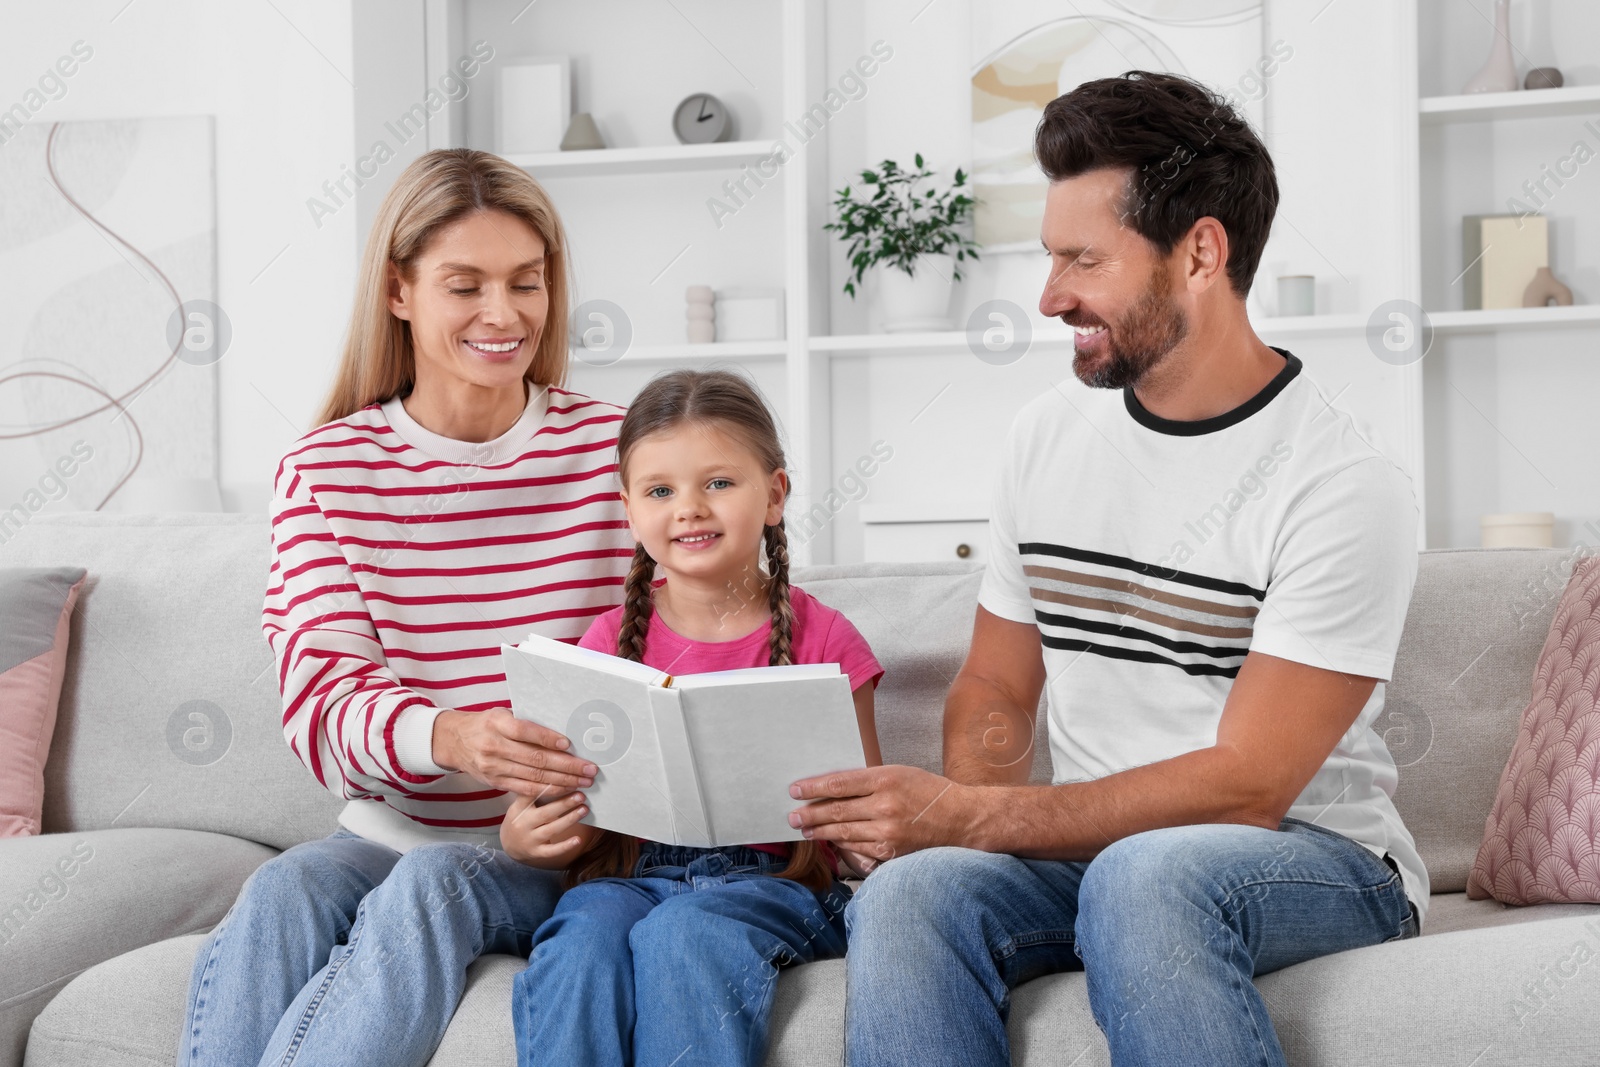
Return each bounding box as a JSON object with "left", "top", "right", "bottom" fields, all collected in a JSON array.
[{"left": 873, "top": 254, "right": 955, "bottom": 332}]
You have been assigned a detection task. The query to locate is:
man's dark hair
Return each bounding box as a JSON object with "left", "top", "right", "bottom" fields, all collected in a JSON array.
[{"left": 1034, "top": 70, "right": 1278, "bottom": 298}]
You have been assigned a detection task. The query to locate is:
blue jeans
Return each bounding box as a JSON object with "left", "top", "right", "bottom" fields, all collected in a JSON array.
[
  {"left": 180, "top": 828, "right": 563, "bottom": 1067},
  {"left": 844, "top": 816, "right": 1419, "bottom": 1067},
  {"left": 513, "top": 843, "right": 851, "bottom": 1067}
]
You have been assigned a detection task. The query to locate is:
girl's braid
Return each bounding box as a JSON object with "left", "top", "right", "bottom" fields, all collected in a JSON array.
[
  {"left": 764, "top": 522, "right": 794, "bottom": 668},
  {"left": 616, "top": 542, "right": 657, "bottom": 662}
]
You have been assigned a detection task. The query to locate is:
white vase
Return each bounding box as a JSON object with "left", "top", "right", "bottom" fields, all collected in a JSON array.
[
  {"left": 874, "top": 254, "right": 955, "bottom": 332},
  {"left": 1461, "top": 0, "right": 1519, "bottom": 94}
]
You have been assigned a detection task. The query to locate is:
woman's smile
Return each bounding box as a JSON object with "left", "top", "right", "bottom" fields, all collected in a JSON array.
[{"left": 463, "top": 336, "right": 526, "bottom": 363}]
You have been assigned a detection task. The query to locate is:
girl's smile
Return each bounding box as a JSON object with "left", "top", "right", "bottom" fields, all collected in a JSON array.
[{"left": 671, "top": 530, "right": 722, "bottom": 551}]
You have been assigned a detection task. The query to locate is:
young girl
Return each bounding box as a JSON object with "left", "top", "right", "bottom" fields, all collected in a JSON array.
[{"left": 503, "top": 368, "right": 884, "bottom": 1067}]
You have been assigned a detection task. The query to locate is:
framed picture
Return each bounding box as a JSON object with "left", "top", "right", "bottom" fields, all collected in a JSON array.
[
  {"left": 970, "top": 1, "right": 1265, "bottom": 251},
  {"left": 498, "top": 55, "right": 571, "bottom": 155}
]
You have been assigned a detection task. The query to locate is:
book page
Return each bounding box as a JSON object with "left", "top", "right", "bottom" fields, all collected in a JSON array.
[
  {"left": 672, "top": 663, "right": 841, "bottom": 688},
  {"left": 646, "top": 687, "right": 713, "bottom": 847},
  {"left": 501, "top": 643, "right": 677, "bottom": 843},
  {"left": 517, "top": 631, "right": 667, "bottom": 686},
  {"left": 678, "top": 673, "right": 866, "bottom": 845}
]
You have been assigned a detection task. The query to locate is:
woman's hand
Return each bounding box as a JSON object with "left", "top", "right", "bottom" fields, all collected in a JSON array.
[
  {"left": 432, "top": 708, "right": 597, "bottom": 797},
  {"left": 501, "top": 790, "right": 602, "bottom": 869}
]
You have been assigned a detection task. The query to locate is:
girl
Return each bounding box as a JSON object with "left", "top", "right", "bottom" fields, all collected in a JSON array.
[
  {"left": 181, "top": 149, "right": 633, "bottom": 1066},
  {"left": 504, "top": 368, "right": 885, "bottom": 1067}
]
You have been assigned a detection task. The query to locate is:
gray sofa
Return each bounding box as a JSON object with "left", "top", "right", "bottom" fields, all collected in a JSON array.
[{"left": 4, "top": 513, "right": 1598, "bottom": 1066}]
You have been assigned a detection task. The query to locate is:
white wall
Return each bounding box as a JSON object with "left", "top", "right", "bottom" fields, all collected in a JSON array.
[{"left": 0, "top": 0, "right": 362, "bottom": 515}]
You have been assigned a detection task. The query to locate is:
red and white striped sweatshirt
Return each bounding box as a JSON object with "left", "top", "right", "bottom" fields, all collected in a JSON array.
[{"left": 263, "top": 384, "right": 634, "bottom": 852}]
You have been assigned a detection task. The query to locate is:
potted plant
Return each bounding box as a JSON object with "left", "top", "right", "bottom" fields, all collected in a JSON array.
[{"left": 824, "top": 154, "right": 980, "bottom": 332}]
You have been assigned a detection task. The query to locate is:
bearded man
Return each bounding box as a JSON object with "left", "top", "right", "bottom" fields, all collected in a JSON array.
[{"left": 790, "top": 70, "right": 1425, "bottom": 1067}]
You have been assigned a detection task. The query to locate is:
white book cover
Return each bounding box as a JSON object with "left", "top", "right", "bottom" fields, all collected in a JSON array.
[{"left": 501, "top": 633, "right": 867, "bottom": 846}]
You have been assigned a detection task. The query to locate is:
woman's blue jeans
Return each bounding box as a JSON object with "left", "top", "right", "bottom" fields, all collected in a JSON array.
[
  {"left": 179, "top": 829, "right": 562, "bottom": 1067},
  {"left": 513, "top": 843, "right": 852, "bottom": 1067},
  {"left": 842, "top": 816, "right": 1419, "bottom": 1067}
]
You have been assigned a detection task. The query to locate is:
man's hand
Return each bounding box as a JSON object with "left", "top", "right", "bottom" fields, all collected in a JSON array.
[
  {"left": 788, "top": 765, "right": 971, "bottom": 867},
  {"left": 432, "top": 708, "right": 597, "bottom": 797}
]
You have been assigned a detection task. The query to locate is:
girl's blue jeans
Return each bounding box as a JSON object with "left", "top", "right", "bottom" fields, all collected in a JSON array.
[
  {"left": 179, "top": 828, "right": 562, "bottom": 1067},
  {"left": 513, "top": 842, "right": 851, "bottom": 1067},
  {"left": 842, "top": 816, "right": 1420, "bottom": 1067}
]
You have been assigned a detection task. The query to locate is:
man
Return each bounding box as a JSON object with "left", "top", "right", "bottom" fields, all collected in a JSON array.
[{"left": 790, "top": 71, "right": 1425, "bottom": 1066}]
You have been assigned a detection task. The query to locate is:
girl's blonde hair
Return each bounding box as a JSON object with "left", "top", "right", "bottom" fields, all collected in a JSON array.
[
  {"left": 566, "top": 368, "right": 832, "bottom": 892},
  {"left": 313, "top": 149, "right": 571, "bottom": 426}
]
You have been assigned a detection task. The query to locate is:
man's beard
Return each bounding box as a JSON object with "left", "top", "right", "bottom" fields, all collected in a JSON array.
[{"left": 1071, "top": 266, "right": 1188, "bottom": 389}]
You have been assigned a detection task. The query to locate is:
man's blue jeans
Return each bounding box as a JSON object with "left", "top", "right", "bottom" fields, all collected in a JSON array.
[
  {"left": 843, "top": 816, "right": 1419, "bottom": 1067},
  {"left": 513, "top": 843, "right": 851, "bottom": 1067},
  {"left": 179, "top": 829, "right": 562, "bottom": 1067}
]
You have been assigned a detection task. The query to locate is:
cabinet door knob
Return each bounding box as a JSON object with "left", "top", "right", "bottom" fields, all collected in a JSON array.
[{"left": 956, "top": 542, "right": 971, "bottom": 559}]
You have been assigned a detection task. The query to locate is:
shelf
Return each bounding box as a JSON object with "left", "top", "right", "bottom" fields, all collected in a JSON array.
[
  {"left": 571, "top": 339, "right": 788, "bottom": 365},
  {"left": 1429, "top": 305, "right": 1600, "bottom": 332},
  {"left": 812, "top": 329, "right": 1077, "bottom": 355},
  {"left": 1250, "top": 313, "right": 1368, "bottom": 337},
  {"left": 565, "top": 308, "right": 1598, "bottom": 366},
  {"left": 1419, "top": 84, "right": 1600, "bottom": 123},
  {"left": 506, "top": 140, "right": 779, "bottom": 178}
]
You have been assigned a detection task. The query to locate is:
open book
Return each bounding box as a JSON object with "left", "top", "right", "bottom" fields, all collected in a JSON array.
[{"left": 501, "top": 633, "right": 868, "bottom": 847}]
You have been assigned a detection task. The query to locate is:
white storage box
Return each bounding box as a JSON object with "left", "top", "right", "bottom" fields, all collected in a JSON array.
[{"left": 714, "top": 287, "right": 785, "bottom": 342}]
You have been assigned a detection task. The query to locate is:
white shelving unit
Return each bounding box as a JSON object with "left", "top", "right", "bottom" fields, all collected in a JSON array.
[
  {"left": 593, "top": 340, "right": 789, "bottom": 365},
  {"left": 501, "top": 141, "right": 780, "bottom": 178},
  {"left": 1414, "top": 0, "right": 1600, "bottom": 549},
  {"left": 434, "top": 0, "right": 1595, "bottom": 561},
  {"left": 1431, "top": 305, "right": 1600, "bottom": 333},
  {"left": 812, "top": 330, "right": 1076, "bottom": 355},
  {"left": 1420, "top": 83, "right": 1600, "bottom": 123}
]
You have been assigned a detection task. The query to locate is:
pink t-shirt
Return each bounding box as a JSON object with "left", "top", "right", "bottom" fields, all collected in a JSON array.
[{"left": 577, "top": 581, "right": 884, "bottom": 866}]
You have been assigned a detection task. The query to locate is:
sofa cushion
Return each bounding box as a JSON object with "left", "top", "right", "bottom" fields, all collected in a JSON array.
[
  {"left": 0, "top": 515, "right": 341, "bottom": 850},
  {"left": 19, "top": 938, "right": 1086, "bottom": 1066},
  {"left": 1384, "top": 548, "right": 1577, "bottom": 893},
  {"left": 1421, "top": 890, "right": 1600, "bottom": 937},
  {"left": 0, "top": 568, "right": 85, "bottom": 837},
  {"left": 1468, "top": 555, "right": 1600, "bottom": 904},
  {"left": 2, "top": 829, "right": 273, "bottom": 1067},
  {"left": 29, "top": 899, "right": 1600, "bottom": 1067},
  {"left": 793, "top": 561, "right": 1053, "bottom": 784}
]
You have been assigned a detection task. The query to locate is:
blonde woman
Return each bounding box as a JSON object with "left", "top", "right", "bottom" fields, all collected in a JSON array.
[{"left": 178, "top": 149, "right": 633, "bottom": 1067}]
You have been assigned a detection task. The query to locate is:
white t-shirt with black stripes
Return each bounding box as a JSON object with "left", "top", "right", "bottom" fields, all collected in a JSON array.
[{"left": 978, "top": 349, "right": 1430, "bottom": 929}]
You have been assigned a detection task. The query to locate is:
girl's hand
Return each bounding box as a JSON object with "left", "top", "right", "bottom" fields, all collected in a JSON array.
[
  {"left": 502, "top": 790, "right": 602, "bottom": 869},
  {"left": 835, "top": 845, "right": 879, "bottom": 879}
]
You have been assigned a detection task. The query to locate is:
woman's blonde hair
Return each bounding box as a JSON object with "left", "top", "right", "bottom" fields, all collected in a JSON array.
[
  {"left": 565, "top": 368, "right": 834, "bottom": 893},
  {"left": 313, "top": 149, "right": 571, "bottom": 426}
]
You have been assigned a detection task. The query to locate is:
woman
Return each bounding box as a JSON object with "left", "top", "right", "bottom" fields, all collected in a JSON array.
[{"left": 179, "top": 149, "right": 633, "bottom": 1066}]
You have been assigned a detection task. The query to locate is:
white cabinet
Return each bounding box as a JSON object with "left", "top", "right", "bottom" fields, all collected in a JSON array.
[
  {"left": 861, "top": 520, "right": 988, "bottom": 564},
  {"left": 859, "top": 503, "right": 988, "bottom": 564}
]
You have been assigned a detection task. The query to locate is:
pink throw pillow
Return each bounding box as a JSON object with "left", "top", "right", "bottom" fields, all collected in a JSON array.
[
  {"left": 0, "top": 567, "right": 87, "bottom": 837},
  {"left": 1468, "top": 555, "right": 1600, "bottom": 904}
]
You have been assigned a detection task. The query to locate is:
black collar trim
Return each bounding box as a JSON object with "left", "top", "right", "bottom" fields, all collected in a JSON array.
[{"left": 1123, "top": 348, "right": 1301, "bottom": 437}]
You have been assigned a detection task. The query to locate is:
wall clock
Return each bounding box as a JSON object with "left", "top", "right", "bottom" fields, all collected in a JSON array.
[{"left": 672, "top": 93, "right": 732, "bottom": 144}]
